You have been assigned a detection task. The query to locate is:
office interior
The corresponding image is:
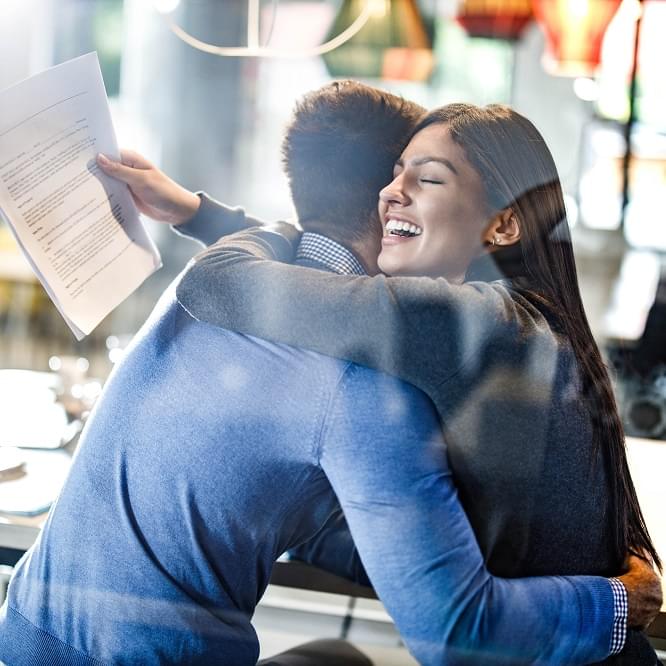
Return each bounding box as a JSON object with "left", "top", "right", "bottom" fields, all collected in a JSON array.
[{"left": 0, "top": 1, "right": 665, "bottom": 663}]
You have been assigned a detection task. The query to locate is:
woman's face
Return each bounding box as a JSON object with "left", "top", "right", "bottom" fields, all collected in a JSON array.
[{"left": 377, "top": 124, "right": 492, "bottom": 282}]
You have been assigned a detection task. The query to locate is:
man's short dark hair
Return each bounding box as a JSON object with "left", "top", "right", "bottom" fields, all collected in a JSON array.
[{"left": 281, "top": 81, "right": 425, "bottom": 242}]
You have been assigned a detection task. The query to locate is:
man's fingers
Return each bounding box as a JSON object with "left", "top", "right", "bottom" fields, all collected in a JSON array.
[
  {"left": 621, "top": 554, "right": 663, "bottom": 628},
  {"left": 626, "top": 554, "right": 649, "bottom": 575}
]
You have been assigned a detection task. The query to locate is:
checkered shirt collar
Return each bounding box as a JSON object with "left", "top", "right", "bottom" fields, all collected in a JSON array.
[{"left": 295, "top": 232, "right": 366, "bottom": 276}]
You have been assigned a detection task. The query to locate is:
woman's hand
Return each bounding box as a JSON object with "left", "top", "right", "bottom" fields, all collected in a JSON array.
[
  {"left": 618, "top": 554, "right": 663, "bottom": 628},
  {"left": 96, "top": 150, "right": 200, "bottom": 226}
]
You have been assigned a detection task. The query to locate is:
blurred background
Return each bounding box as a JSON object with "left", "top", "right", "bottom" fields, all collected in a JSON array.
[
  {"left": 1, "top": 0, "right": 665, "bottom": 440},
  {"left": 1, "top": 2, "right": 666, "bottom": 660}
]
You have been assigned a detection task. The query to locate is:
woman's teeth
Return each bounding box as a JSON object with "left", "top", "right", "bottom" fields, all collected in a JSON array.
[{"left": 385, "top": 219, "right": 422, "bottom": 237}]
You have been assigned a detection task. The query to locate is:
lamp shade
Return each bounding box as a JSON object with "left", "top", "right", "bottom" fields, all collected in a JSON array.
[
  {"left": 532, "top": 0, "right": 623, "bottom": 76},
  {"left": 456, "top": 0, "right": 534, "bottom": 41},
  {"left": 322, "top": 0, "right": 434, "bottom": 81}
]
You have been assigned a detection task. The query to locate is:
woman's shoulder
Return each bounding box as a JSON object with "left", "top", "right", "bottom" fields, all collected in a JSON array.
[{"left": 482, "top": 278, "right": 569, "bottom": 345}]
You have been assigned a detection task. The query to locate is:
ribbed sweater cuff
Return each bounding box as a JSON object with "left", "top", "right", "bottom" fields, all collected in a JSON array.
[
  {"left": 172, "top": 192, "right": 247, "bottom": 247},
  {"left": 567, "top": 575, "right": 615, "bottom": 662}
]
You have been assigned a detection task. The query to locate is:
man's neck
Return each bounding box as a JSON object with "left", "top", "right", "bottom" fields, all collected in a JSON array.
[{"left": 348, "top": 235, "right": 381, "bottom": 276}]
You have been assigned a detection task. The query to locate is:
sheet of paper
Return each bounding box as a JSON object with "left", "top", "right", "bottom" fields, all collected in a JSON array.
[{"left": 0, "top": 52, "right": 161, "bottom": 339}]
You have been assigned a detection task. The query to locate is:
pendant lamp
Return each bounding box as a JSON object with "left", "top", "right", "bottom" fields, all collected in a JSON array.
[
  {"left": 532, "top": 0, "right": 623, "bottom": 76},
  {"left": 456, "top": 0, "right": 534, "bottom": 41},
  {"left": 322, "top": 0, "right": 434, "bottom": 81}
]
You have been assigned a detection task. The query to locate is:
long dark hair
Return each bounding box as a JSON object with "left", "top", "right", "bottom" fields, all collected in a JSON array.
[{"left": 413, "top": 103, "right": 661, "bottom": 570}]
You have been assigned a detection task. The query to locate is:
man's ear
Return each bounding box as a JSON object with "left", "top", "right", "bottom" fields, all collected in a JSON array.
[{"left": 483, "top": 208, "right": 521, "bottom": 249}]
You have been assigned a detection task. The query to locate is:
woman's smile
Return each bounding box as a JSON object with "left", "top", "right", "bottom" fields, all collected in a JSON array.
[{"left": 382, "top": 216, "right": 423, "bottom": 245}]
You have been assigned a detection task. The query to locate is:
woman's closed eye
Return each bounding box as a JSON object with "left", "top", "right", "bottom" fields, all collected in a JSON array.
[{"left": 419, "top": 177, "right": 444, "bottom": 185}]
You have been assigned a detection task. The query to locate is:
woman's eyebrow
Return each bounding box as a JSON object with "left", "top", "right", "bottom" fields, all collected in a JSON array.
[
  {"left": 413, "top": 156, "right": 459, "bottom": 175},
  {"left": 395, "top": 156, "right": 459, "bottom": 175}
]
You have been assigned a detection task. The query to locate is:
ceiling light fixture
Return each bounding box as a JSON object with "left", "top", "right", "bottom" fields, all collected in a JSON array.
[{"left": 156, "top": 0, "right": 380, "bottom": 58}]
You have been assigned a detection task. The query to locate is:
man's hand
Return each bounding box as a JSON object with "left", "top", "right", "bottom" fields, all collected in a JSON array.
[
  {"left": 96, "top": 150, "right": 200, "bottom": 226},
  {"left": 618, "top": 555, "right": 663, "bottom": 629}
]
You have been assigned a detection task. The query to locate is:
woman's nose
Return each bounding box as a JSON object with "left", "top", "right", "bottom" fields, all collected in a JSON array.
[{"left": 379, "top": 173, "right": 409, "bottom": 206}]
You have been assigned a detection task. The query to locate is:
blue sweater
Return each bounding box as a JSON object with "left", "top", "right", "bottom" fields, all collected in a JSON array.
[{"left": 1, "top": 247, "right": 617, "bottom": 665}]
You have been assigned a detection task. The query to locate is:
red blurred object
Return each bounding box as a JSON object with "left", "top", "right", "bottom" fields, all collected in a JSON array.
[
  {"left": 532, "top": 0, "right": 623, "bottom": 76},
  {"left": 456, "top": 0, "right": 534, "bottom": 41}
]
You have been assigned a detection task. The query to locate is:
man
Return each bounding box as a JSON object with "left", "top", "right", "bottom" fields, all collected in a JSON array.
[{"left": 0, "top": 82, "right": 660, "bottom": 665}]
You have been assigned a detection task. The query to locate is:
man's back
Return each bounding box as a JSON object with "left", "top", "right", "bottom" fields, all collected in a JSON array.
[
  {"left": 2, "top": 283, "right": 348, "bottom": 664},
  {"left": 1, "top": 273, "right": 628, "bottom": 666}
]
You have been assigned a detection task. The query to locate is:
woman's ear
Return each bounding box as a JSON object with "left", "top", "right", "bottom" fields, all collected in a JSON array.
[{"left": 483, "top": 208, "right": 521, "bottom": 249}]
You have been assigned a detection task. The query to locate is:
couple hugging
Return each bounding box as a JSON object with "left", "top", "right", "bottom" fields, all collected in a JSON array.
[{"left": 1, "top": 81, "right": 662, "bottom": 665}]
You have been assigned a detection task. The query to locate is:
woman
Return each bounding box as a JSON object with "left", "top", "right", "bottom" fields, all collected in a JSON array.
[{"left": 104, "top": 103, "right": 662, "bottom": 661}]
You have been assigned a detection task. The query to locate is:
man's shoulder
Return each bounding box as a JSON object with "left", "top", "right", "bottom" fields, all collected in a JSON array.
[
  {"left": 138, "top": 287, "right": 355, "bottom": 399},
  {"left": 331, "top": 362, "right": 439, "bottom": 423},
  {"left": 318, "top": 363, "right": 444, "bottom": 477}
]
